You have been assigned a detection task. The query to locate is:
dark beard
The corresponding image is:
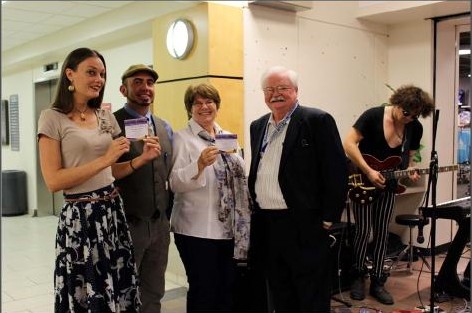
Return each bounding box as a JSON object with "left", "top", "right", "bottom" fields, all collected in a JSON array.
[{"left": 136, "top": 101, "right": 151, "bottom": 107}]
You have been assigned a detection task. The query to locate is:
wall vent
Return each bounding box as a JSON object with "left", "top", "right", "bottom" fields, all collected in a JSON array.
[
  {"left": 43, "top": 62, "right": 58, "bottom": 72},
  {"left": 248, "top": 1, "right": 313, "bottom": 12}
]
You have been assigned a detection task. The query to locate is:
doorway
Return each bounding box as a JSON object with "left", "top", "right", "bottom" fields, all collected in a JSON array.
[
  {"left": 434, "top": 15, "right": 471, "bottom": 201},
  {"left": 34, "top": 78, "right": 62, "bottom": 216},
  {"left": 456, "top": 26, "right": 471, "bottom": 198}
]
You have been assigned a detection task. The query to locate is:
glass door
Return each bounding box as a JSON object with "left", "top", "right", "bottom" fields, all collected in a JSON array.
[{"left": 456, "top": 25, "right": 471, "bottom": 198}]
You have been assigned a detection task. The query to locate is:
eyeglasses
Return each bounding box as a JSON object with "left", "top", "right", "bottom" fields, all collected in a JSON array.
[
  {"left": 262, "top": 85, "right": 293, "bottom": 94},
  {"left": 402, "top": 110, "right": 420, "bottom": 120},
  {"left": 193, "top": 100, "right": 215, "bottom": 108}
]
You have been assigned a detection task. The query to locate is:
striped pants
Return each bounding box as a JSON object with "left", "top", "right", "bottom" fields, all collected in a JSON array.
[{"left": 351, "top": 191, "right": 395, "bottom": 278}]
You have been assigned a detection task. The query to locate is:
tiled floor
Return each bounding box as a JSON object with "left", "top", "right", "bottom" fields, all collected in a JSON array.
[
  {"left": 2, "top": 214, "right": 470, "bottom": 313},
  {"left": 1, "top": 214, "right": 187, "bottom": 313}
]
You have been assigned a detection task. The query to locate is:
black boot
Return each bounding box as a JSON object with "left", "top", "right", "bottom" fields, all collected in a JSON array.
[
  {"left": 369, "top": 274, "right": 394, "bottom": 305},
  {"left": 349, "top": 270, "right": 366, "bottom": 300}
]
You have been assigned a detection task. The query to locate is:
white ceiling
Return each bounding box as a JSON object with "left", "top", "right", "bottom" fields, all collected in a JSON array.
[
  {"left": 3, "top": 1, "right": 470, "bottom": 53},
  {"left": 1, "top": 1, "right": 134, "bottom": 52},
  {"left": 1, "top": 1, "right": 202, "bottom": 74},
  {"left": 357, "top": 1, "right": 470, "bottom": 25},
  {"left": 1, "top": 1, "right": 470, "bottom": 74}
]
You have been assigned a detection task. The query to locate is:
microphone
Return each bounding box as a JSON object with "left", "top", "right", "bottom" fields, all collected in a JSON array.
[{"left": 417, "top": 215, "right": 425, "bottom": 244}]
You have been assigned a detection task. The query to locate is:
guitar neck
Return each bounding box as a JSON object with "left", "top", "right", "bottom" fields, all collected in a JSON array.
[{"left": 384, "top": 165, "right": 458, "bottom": 179}]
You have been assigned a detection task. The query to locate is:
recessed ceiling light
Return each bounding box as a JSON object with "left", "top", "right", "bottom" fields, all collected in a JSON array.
[{"left": 459, "top": 49, "right": 471, "bottom": 55}]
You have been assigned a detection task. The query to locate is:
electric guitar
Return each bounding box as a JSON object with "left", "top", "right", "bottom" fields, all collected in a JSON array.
[{"left": 348, "top": 154, "right": 458, "bottom": 205}]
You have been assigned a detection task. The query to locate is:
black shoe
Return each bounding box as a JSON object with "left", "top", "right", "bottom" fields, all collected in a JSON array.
[
  {"left": 349, "top": 273, "right": 366, "bottom": 300},
  {"left": 369, "top": 275, "right": 394, "bottom": 305}
]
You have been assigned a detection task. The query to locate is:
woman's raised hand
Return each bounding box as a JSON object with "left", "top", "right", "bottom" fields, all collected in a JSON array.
[{"left": 105, "top": 136, "right": 130, "bottom": 165}]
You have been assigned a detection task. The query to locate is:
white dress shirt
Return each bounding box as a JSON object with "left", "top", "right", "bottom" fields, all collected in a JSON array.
[
  {"left": 255, "top": 116, "right": 289, "bottom": 209},
  {"left": 169, "top": 118, "right": 245, "bottom": 239}
]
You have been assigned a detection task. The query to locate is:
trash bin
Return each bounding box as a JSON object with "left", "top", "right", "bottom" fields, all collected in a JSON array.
[{"left": 2, "top": 170, "right": 28, "bottom": 216}]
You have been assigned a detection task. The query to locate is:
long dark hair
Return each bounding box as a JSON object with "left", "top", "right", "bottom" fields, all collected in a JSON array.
[{"left": 51, "top": 47, "right": 106, "bottom": 113}]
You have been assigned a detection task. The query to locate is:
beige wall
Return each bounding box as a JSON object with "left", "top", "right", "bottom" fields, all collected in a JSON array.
[{"left": 243, "top": 2, "right": 390, "bottom": 158}]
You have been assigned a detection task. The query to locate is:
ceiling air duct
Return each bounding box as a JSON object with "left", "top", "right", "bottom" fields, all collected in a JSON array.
[{"left": 248, "top": 1, "right": 313, "bottom": 12}]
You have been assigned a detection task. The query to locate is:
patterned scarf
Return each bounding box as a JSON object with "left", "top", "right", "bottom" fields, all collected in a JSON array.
[{"left": 198, "top": 130, "right": 252, "bottom": 260}]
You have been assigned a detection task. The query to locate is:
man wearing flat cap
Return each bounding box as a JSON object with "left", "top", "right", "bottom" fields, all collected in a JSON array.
[{"left": 114, "top": 64, "right": 174, "bottom": 313}]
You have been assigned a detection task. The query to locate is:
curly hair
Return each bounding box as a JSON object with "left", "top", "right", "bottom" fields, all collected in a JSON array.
[
  {"left": 184, "top": 83, "right": 221, "bottom": 119},
  {"left": 389, "top": 85, "right": 435, "bottom": 118}
]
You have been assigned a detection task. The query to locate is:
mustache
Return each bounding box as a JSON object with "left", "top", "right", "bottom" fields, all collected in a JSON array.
[{"left": 270, "top": 96, "right": 285, "bottom": 103}]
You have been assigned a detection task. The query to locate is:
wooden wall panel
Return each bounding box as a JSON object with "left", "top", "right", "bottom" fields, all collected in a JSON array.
[
  {"left": 208, "top": 5, "right": 243, "bottom": 77},
  {"left": 209, "top": 78, "right": 244, "bottom": 145},
  {"left": 151, "top": 2, "right": 244, "bottom": 144},
  {"left": 153, "top": 4, "right": 209, "bottom": 80}
]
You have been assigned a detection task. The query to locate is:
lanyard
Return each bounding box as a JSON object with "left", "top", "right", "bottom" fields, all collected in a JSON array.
[{"left": 260, "top": 102, "right": 298, "bottom": 155}]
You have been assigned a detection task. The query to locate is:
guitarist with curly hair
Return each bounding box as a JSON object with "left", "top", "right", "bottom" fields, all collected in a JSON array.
[{"left": 343, "top": 85, "right": 435, "bottom": 305}]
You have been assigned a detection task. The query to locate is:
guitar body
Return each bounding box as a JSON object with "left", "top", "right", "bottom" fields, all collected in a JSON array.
[
  {"left": 348, "top": 154, "right": 458, "bottom": 205},
  {"left": 348, "top": 154, "right": 404, "bottom": 205},
  {"left": 361, "top": 154, "right": 406, "bottom": 194}
]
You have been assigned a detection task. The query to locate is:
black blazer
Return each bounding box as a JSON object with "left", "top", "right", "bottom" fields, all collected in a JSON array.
[{"left": 248, "top": 105, "right": 348, "bottom": 238}]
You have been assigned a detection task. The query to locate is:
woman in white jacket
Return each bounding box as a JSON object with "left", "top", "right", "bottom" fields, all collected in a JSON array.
[{"left": 170, "top": 83, "right": 251, "bottom": 312}]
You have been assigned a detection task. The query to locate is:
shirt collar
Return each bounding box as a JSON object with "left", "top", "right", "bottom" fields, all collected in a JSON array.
[
  {"left": 124, "top": 103, "right": 152, "bottom": 122},
  {"left": 188, "top": 118, "right": 223, "bottom": 137},
  {"left": 268, "top": 100, "right": 299, "bottom": 126}
]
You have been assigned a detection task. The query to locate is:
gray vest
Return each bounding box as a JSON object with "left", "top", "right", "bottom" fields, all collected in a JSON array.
[{"left": 114, "top": 108, "right": 173, "bottom": 221}]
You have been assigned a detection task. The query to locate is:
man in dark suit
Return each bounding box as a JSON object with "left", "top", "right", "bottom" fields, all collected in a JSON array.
[
  {"left": 248, "top": 66, "right": 348, "bottom": 312},
  {"left": 114, "top": 64, "right": 173, "bottom": 313}
]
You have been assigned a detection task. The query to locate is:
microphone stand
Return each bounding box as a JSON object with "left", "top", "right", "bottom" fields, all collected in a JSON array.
[
  {"left": 424, "top": 109, "right": 440, "bottom": 312},
  {"left": 330, "top": 199, "right": 352, "bottom": 308}
]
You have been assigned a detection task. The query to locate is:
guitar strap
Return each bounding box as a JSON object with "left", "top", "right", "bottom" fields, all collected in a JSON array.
[{"left": 400, "top": 124, "right": 412, "bottom": 170}]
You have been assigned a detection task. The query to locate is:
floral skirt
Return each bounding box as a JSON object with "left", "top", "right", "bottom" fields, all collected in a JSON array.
[{"left": 55, "top": 185, "right": 140, "bottom": 313}]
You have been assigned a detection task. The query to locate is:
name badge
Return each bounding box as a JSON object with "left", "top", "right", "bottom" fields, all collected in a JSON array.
[
  {"left": 215, "top": 134, "right": 238, "bottom": 153},
  {"left": 124, "top": 118, "right": 148, "bottom": 140}
]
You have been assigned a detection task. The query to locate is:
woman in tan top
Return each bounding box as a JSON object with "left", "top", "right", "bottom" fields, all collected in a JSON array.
[{"left": 37, "top": 47, "right": 160, "bottom": 313}]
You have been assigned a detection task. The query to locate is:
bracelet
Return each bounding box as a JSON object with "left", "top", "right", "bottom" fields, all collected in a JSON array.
[{"left": 129, "top": 159, "right": 137, "bottom": 171}]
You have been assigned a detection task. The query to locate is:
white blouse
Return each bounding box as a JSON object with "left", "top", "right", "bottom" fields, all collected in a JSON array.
[{"left": 169, "top": 118, "right": 245, "bottom": 239}]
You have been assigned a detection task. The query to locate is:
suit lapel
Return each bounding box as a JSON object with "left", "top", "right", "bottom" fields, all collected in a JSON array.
[
  {"left": 280, "top": 106, "right": 302, "bottom": 170},
  {"left": 250, "top": 115, "right": 269, "bottom": 174}
]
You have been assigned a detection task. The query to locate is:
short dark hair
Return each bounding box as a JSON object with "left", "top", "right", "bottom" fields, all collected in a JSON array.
[
  {"left": 52, "top": 47, "right": 106, "bottom": 113},
  {"left": 389, "top": 85, "right": 435, "bottom": 118},
  {"left": 184, "top": 83, "right": 221, "bottom": 119}
]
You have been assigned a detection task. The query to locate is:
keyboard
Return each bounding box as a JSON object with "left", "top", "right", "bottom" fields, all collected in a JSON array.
[{"left": 421, "top": 196, "right": 470, "bottom": 222}]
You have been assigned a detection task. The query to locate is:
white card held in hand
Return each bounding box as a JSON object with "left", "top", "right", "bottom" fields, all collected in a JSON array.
[
  {"left": 124, "top": 117, "right": 148, "bottom": 140},
  {"left": 215, "top": 134, "right": 238, "bottom": 153}
]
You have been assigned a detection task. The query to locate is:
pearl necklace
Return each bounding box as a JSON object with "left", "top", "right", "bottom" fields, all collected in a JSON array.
[{"left": 76, "top": 106, "right": 88, "bottom": 121}]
